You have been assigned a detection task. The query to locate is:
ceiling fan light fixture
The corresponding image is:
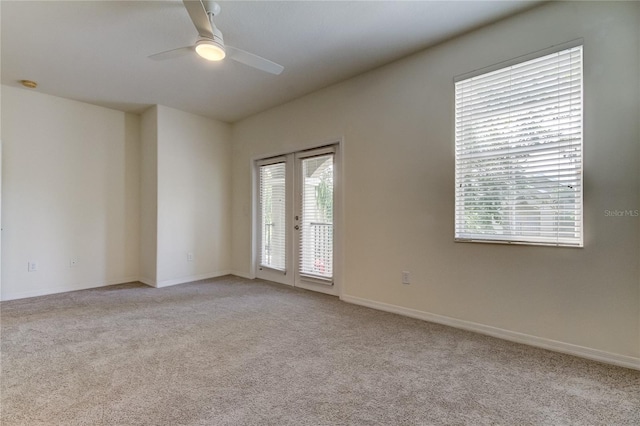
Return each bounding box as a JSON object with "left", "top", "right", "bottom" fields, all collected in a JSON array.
[{"left": 195, "top": 39, "right": 226, "bottom": 61}]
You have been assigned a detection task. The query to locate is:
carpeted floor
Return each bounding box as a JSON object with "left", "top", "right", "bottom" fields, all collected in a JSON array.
[{"left": 1, "top": 276, "right": 638, "bottom": 425}]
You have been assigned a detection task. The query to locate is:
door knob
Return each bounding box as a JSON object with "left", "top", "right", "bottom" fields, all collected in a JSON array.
[{"left": 294, "top": 225, "right": 300, "bottom": 230}]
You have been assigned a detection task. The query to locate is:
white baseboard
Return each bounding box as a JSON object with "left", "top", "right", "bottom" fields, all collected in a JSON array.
[
  {"left": 1, "top": 272, "right": 236, "bottom": 299},
  {"left": 340, "top": 294, "right": 640, "bottom": 371},
  {"left": 138, "top": 277, "right": 157, "bottom": 287},
  {"left": 230, "top": 270, "right": 255, "bottom": 280},
  {"left": 154, "top": 271, "right": 233, "bottom": 288},
  {"left": 1, "top": 276, "right": 140, "bottom": 301}
]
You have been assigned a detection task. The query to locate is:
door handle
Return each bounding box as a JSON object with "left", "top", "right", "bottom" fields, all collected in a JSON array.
[{"left": 294, "top": 225, "right": 300, "bottom": 230}]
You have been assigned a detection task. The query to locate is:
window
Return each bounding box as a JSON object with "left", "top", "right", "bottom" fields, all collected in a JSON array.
[
  {"left": 455, "top": 43, "right": 583, "bottom": 247},
  {"left": 259, "top": 161, "right": 287, "bottom": 270},
  {"left": 299, "top": 153, "right": 334, "bottom": 280}
]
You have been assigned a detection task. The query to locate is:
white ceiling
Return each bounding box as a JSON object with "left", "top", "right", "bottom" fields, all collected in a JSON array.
[{"left": 1, "top": 1, "right": 543, "bottom": 123}]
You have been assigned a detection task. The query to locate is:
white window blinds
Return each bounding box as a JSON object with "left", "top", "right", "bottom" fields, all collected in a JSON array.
[
  {"left": 455, "top": 45, "right": 583, "bottom": 246},
  {"left": 259, "top": 162, "right": 286, "bottom": 270},
  {"left": 299, "top": 154, "right": 334, "bottom": 280}
]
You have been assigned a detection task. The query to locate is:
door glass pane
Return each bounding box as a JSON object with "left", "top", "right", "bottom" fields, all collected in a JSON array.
[
  {"left": 259, "top": 163, "right": 286, "bottom": 270},
  {"left": 300, "top": 154, "right": 333, "bottom": 279}
]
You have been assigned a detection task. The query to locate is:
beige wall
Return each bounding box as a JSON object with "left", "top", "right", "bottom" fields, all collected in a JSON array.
[
  {"left": 155, "top": 105, "right": 232, "bottom": 286},
  {"left": 0, "top": 1, "right": 3, "bottom": 294},
  {"left": 231, "top": 2, "right": 640, "bottom": 361},
  {"left": 1, "top": 93, "right": 232, "bottom": 295},
  {"left": 1, "top": 85, "right": 140, "bottom": 299},
  {"left": 139, "top": 106, "right": 158, "bottom": 284}
]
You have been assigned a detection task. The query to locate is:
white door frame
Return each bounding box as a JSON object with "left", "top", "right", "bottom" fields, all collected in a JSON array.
[{"left": 253, "top": 139, "right": 342, "bottom": 297}]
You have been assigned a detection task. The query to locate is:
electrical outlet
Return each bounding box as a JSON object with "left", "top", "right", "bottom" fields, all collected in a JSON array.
[
  {"left": 187, "top": 252, "right": 194, "bottom": 262},
  {"left": 69, "top": 258, "right": 78, "bottom": 268},
  {"left": 402, "top": 271, "right": 410, "bottom": 285},
  {"left": 28, "top": 261, "right": 38, "bottom": 272}
]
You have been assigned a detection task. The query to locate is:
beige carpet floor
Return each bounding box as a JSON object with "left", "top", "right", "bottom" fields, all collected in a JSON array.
[{"left": 1, "top": 275, "right": 638, "bottom": 425}]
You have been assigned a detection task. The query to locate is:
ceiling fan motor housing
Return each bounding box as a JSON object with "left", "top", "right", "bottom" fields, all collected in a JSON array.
[{"left": 211, "top": 26, "right": 224, "bottom": 46}]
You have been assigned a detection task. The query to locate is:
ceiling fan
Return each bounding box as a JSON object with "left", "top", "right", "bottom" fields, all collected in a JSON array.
[{"left": 149, "top": 0, "right": 284, "bottom": 75}]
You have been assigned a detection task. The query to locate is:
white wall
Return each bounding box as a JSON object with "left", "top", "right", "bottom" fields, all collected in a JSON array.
[
  {"left": 1, "top": 93, "right": 231, "bottom": 294},
  {"left": 0, "top": 1, "right": 3, "bottom": 294},
  {"left": 155, "top": 105, "right": 232, "bottom": 286},
  {"left": 231, "top": 2, "right": 640, "bottom": 364},
  {"left": 1, "top": 85, "right": 140, "bottom": 300},
  {"left": 139, "top": 106, "right": 158, "bottom": 285}
]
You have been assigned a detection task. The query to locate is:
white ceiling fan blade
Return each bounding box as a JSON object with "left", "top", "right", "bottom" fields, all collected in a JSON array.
[
  {"left": 226, "top": 46, "right": 284, "bottom": 75},
  {"left": 149, "top": 46, "right": 194, "bottom": 61},
  {"left": 183, "top": 0, "right": 213, "bottom": 39}
]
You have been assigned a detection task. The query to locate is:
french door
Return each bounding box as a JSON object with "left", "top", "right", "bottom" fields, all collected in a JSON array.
[{"left": 256, "top": 145, "right": 337, "bottom": 295}]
